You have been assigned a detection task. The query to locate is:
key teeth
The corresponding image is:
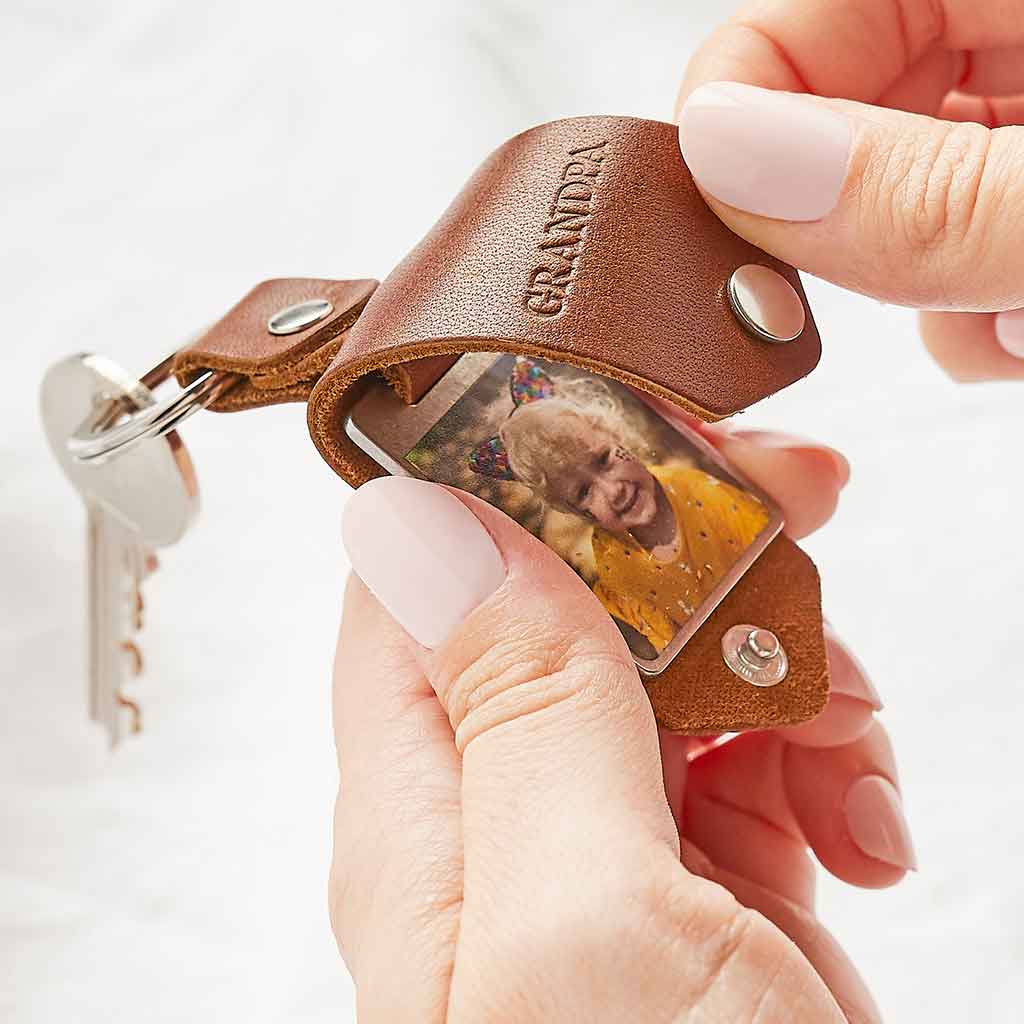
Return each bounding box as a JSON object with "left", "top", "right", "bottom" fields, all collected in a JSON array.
[
  {"left": 115, "top": 641, "right": 145, "bottom": 740},
  {"left": 116, "top": 693, "right": 143, "bottom": 734},
  {"left": 121, "top": 640, "right": 144, "bottom": 676}
]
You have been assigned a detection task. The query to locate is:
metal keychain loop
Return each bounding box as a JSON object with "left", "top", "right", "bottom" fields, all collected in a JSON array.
[{"left": 67, "top": 354, "right": 239, "bottom": 464}]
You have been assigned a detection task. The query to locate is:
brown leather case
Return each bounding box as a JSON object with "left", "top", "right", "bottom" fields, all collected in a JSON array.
[{"left": 174, "top": 115, "right": 830, "bottom": 734}]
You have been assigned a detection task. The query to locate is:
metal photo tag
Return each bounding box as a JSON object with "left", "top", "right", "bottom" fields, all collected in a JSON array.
[{"left": 345, "top": 353, "right": 784, "bottom": 674}]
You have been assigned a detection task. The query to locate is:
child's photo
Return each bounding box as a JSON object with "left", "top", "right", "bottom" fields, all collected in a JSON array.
[{"left": 406, "top": 355, "right": 779, "bottom": 665}]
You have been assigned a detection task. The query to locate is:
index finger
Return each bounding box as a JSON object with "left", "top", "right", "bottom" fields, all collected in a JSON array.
[{"left": 675, "top": 0, "right": 1024, "bottom": 115}]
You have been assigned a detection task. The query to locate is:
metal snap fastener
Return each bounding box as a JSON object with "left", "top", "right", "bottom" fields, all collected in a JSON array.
[
  {"left": 267, "top": 298, "right": 333, "bottom": 336},
  {"left": 727, "top": 265, "right": 806, "bottom": 343},
  {"left": 721, "top": 624, "right": 789, "bottom": 687}
]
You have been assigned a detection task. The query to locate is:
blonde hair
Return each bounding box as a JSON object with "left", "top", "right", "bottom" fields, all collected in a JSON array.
[{"left": 499, "top": 377, "right": 651, "bottom": 510}]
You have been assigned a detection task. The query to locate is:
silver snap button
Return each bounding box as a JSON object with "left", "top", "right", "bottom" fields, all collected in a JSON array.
[
  {"left": 721, "top": 624, "right": 789, "bottom": 687},
  {"left": 727, "top": 265, "right": 806, "bottom": 343},
  {"left": 267, "top": 298, "right": 334, "bottom": 336}
]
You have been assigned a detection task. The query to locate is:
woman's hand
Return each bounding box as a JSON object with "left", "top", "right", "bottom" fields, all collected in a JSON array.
[
  {"left": 330, "top": 427, "right": 912, "bottom": 1023},
  {"left": 675, "top": 0, "right": 1024, "bottom": 380}
]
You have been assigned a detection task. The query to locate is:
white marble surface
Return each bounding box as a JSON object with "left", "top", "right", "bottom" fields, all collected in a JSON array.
[{"left": 2, "top": 1, "right": 1022, "bottom": 1020}]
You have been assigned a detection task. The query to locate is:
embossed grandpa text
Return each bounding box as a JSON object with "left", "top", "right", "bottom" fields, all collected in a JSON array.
[{"left": 524, "top": 141, "right": 607, "bottom": 317}]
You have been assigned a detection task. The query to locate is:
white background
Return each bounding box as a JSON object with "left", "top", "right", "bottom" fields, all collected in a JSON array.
[{"left": 2, "top": 1, "right": 1022, "bottom": 1020}]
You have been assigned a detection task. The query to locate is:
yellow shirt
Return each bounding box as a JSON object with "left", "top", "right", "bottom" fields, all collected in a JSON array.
[{"left": 591, "top": 463, "right": 769, "bottom": 653}]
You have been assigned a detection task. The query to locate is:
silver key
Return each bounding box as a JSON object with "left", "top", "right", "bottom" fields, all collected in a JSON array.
[
  {"left": 85, "top": 504, "right": 143, "bottom": 738},
  {"left": 41, "top": 354, "right": 199, "bottom": 745}
]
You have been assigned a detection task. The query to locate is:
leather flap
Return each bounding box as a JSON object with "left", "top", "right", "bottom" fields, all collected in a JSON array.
[
  {"left": 648, "top": 534, "right": 827, "bottom": 734},
  {"left": 174, "top": 278, "right": 377, "bottom": 410},
  {"left": 308, "top": 115, "right": 820, "bottom": 486}
]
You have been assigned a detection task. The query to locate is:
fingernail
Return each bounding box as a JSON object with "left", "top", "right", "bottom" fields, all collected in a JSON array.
[
  {"left": 844, "top": 775, "right": 918, "bottom": 871},
  {"left": 679, "top": 82, "right": 852, "bottom": 222},
  {"left": 824, "top": 624, "right": 882, "bottom": 710},
  {"left": 726, "top": 429, "right": 851, "bottom": 487},
  {"left": 342, "top": 477, "right": 506, "bottom": 648},
  {"left": 995, "top": 308, "right": 1024, "bottom": 358}
]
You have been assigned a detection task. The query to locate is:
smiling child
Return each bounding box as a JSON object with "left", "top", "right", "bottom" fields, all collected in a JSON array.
[{"left": 472, "top": 359, "right": 770, "bottom": 654}]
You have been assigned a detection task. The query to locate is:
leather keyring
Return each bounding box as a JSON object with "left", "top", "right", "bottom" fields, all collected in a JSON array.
[{"left": 173, "top": 115, "right": 830, "bottom": 734}]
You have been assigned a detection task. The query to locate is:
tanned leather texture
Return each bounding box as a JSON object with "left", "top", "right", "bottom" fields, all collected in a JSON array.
[
  {"left": 307, "top": 115, "right": 820, "bottom": 486},
  {"left": 648, "top": 534, "right": 826, "bottom": 734},
  {"left": 174, "top": 278, "right": 377, "bottom": 410},
  {"left": 172, "top": 114, "right": 829, "bottom": 734}
]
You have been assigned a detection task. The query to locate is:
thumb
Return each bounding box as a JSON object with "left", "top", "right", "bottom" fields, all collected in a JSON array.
[
  {"left": 678, "top": 81, "right": 1024, "bottom": 311},
  {"left": 342, "top": 476, "right": 679, "bottom": 884}
]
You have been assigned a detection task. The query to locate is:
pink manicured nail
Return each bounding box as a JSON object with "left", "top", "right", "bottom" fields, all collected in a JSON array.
[
  {"left": 824, "top": 625, "right": 882, "bottom": 710},
  {"left": 995, "top": 308, "right": 1024, "bottom": 358},
  {"left": 728, "top": 429, "right": 833, "bottom": 450},
  {"left": 679, "top": 82, "right": 852, "bottom": 222},
  {"left": 726, "top": 429, "right": 851, "bottom": 487},
  {"left": 342, "top": 477, "right": 506, "bottom": 648},
  {"left": 844, "top": 775, "right": 918, "bottom": 871}
]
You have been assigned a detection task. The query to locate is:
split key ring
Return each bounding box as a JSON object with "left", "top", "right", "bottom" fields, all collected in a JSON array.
[{"left": 67, "top": 354, "right": 239, "bottom": 464}]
